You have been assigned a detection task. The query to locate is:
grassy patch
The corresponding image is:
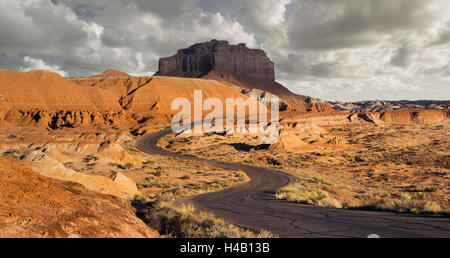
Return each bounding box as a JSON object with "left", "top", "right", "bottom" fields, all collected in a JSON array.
[
  {"left": 424, "top": 185, "right": 439, "bottom": 193},
  {"left": 133, "top": 194, "right": 147, "bottom": 204},
  {"left": 2, "top": 149, "right": 21, "bottom": 159},
  {"left": 119, "top": 163, "right": 134, "bottom": 170},
  {"left": 276, "top": 175, "right": 341, "bottom": 208},
  {"left": 243, "top": 159, "right": 253, "bottom": 164},
  {"left": 83, "top": 154, "right": 99, "bottom": 162},
  {"left": 137, "top": 200, "right": 276, "bottom": 238},
  {"left": 358, "top": 192, "right": 446, "bottom": 215}
]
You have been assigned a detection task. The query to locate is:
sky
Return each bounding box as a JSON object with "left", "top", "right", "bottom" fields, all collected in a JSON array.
[{"left": 0, "top": 0, "right": 449, "bottom": 101}]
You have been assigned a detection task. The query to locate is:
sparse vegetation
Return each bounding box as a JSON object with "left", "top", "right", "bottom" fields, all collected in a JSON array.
[
  {"left": 210, "top": 181, "right": 222, "bottom": 189},
  {"left": 119, "top": 163, "right": 134, "bottom": 170},
  {"left": 424, "top": 202, "right": 443, "bottom": 214},
  {"left": 133, "top": 194, "right": 147, "bottom": 203},
  {"left": 83, "top": 154, "right": 99, "bottom": 162},
  {"left": 164, "top": 123, "right": 449, "bottom": 216},
  {"left": 424, "top": 185, "right": 439, "bottom": 193},
  {"left": 137, "top": 200, "right": 276, "bottom": 238},
  {"left": 2, "top": 149, "right": 21, "bottom": 159},
  {"left": 276, "top": 181, "right": 342, "bottom": 208},
  {"left": 143, "top": 160, "right": 154, "bottom": 165},
  {"left": 180, "top": 174, "right": 191, "bottom": 180},
  {"left": 243, "top": 159, "right": 253, "bottom": 164}
]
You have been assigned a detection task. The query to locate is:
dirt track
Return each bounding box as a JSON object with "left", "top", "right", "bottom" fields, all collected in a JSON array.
[{"left": 137, "top": 129, "right": 450, "bottom": 238}]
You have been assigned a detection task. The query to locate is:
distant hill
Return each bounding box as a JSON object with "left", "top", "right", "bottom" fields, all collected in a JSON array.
[{"left": 329, "top": 100, "right": 450, "bottom": 112}]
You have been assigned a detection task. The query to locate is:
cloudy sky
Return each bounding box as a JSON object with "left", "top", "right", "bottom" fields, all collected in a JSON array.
[{"left": 1, "top": 0, "right": 449, "bottom": 101}]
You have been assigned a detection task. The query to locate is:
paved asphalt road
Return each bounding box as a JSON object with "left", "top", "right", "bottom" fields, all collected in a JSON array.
[{"left": 136, "top": 128, "right": 450, "bottom": 238}]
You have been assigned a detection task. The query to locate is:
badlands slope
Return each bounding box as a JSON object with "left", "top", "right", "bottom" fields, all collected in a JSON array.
[
  {"left": 0, "top": 157, "right": 158, "bottom": 238},
  {"left": 1, "top": 68, "right": 448, "bottom": 237},
  {"left": 0, "top": 69, "right": 251, "bottom": 128}
]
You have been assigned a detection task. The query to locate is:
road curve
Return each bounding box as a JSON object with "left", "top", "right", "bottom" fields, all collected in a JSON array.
[{"left": 137, "top": 129, "right": 450, "bottom": 238}]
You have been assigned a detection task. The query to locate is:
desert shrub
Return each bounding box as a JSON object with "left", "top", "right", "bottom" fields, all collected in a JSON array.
[
  {"left": 3, "top": 149, "right": 21, "bottom": 159},
  {"left": 210, "top": 181, "right": 222, "bottom": 189},
  {"left": 180, "top": 174, "right": 191, "bottom": 180},
  {"left": 320, "top": 197, "right": 343, "bottom": 209},
  {"left": 138, "top": 201, "right": 275, "bottom": 238},
  {"left": 133, "top": 194, "right": 147, "bottom": 203},
  {"left": 299, "top": 180, "right": 309, "bottom": 186},
  {"left": 311, "top": 175, "right": 330, "bottom": 185},
  {"left": 424, "top": 185, "right": 439, "bottom": 193},
  {"left": 277, "top": 184, "right": 328, "bottom": 205},
  {"left": 344, "top": 154, "right": 354, "bottom": 161},
  {"left": 424, "top": 202, "right": 442, "bottom": 214},
  {"left": 415, "top": 192, "right": 426, "bottom": 199},
  {"left": 359, "top": 194, "right": 445, "bottom": 215},
  {"left": 391, "top": 193, "right": 417, "bottom": 213},
  {"left": 276, "top": 177, "right": 342, "bottom": 208},
  {"left": 354, "top": 156, "right": 365, "bottom": 162},
  {"left": 266, "top": 157, "right": 284, "bottom": 167},
  {"left": 5, "top": 135, "right": 18, "bottom": 139},
  {"left": 119, "top": 163, "right": 134, "bottom": 170},
  {"left": 235, "top": 171, "right": 248, "bottom": 180},
  {"left": 83, "top": 154, "right": 99, "bottom": 162}
]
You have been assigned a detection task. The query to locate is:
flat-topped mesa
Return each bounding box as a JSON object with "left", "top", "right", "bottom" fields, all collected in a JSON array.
[
  {"left": 158, "top": 40, "right": 275, "bottom": 82},
  {"left": 157, "top": 40, "right": 332, "bottom": 111}
]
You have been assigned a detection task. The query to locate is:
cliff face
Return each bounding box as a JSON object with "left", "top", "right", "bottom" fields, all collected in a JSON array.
[
  {"left": 159, "top": 40, "right": 275, "bottom": 82},
  {"left": 157, "top": 40, "right": 331, "bottom": 111}
]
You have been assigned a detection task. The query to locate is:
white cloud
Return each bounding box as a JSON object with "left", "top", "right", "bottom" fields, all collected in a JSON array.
[
  {"left": 267, "top": 0, "right": 450, "bottom": 100},
  {"left": 20, "top": 56, "right": 68, "bottom": 77},
  {"left": 0, "top": 0, "right": 449, "bottom": 101},
  {"left": 0, "top": 0, "right": 256, "bottom": 77},
  {"left": 239, "top": 0, "right": 292, "bottom": 35}
]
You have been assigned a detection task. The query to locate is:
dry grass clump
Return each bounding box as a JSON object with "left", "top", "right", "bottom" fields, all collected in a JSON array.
[
  {"left": 2, "top": 149, "right": 21, "bottom": 159},
  {"left": 276, "top": 177, "right": 342, "bottom": 208},
  {"left": 359, "top": 193, "right": 445, "bottom": 215},
  {"left": 138, "top": 198, "right": 277, "bottom": 238},
  {"left": 424, "top": 202, "right": 443, "bottom": 214}
]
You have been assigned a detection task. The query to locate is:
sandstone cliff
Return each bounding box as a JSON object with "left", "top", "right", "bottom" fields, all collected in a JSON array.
[{"left": 156, "top": 40, "right": 332, "bottom": 112}]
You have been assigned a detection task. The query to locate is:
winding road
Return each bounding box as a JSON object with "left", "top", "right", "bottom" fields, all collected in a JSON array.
[{"left": 137, "top": 128, "right": 450, "bottom": 238}]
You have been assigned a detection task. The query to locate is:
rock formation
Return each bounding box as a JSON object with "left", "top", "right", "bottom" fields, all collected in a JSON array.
[
  {"left": 156, "top": 40, "right": 332, "bottom": 112},
  {"left": 0, "top": 69, "right": 250, "bottom": 128},
  {"left": 269, "top": 132, "right": 312, "bottom": 153},
  {"left": 158, "top": 40, "right": 275, "bottom": 83},
  {"left": 0, "top": 157, "right": 158, "bottom": 238},
  {"left": 330, "top": 100, "right": 450, "bottom": 112}
]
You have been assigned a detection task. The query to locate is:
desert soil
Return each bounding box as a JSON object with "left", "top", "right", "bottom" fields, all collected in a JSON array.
[{"left": 159, "top": 119, "right": 449, "bottom": 215}]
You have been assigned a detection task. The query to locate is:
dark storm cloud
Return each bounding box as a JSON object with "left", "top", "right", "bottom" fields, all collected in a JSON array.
[
  {"left": 391, "top": 44, "right": 414, "bottom": 67},
  {"left": 0, "top": 1, "right": 87, "bottom": 54},
  {"left": 429, "top": 24, "right": 450, "bottom": 46},
  {"left": 0, "top": 0, "right": 449, "bottom": 101},
  {"left": 286, "top": 0, "right": 437, "bottom": 50}
]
